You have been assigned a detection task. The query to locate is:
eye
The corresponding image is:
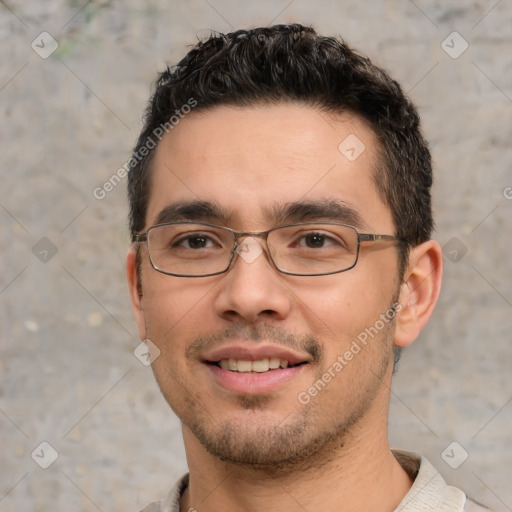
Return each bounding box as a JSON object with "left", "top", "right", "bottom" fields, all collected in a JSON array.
[
  {"left": 173, "top": 233, "right": 218, "bottom": 250},
  {"left": 295, "top": 232, "right": 340, "bottom": 249}
]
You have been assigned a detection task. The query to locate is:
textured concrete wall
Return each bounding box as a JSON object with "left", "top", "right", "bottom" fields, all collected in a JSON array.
[{"left": 1, "top": 1, "right": 511, "bottom": 510}]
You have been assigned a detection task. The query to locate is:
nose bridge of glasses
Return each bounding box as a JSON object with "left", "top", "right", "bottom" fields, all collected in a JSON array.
[
  {"left": 231, "top": 229, "right": 271, "bottom": 250},
  {"left": 233, "top": 229, "right": 269, "bottom": 239},
  {"left": 230, "top": 229, "right": 277, "bottom": 269}
]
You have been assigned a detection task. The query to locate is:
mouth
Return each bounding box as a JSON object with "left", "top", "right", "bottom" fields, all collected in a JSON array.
[
  {"left": 203, "top": 352, "right": 310, "bottom": 395},
  {"left": 212, "top": 358, "right": 305, "bottom": 373},
  {"left": 201, "top": 343, "right": 312, "bottom": 394}
]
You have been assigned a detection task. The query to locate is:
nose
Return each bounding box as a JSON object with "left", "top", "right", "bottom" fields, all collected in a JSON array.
[{"left": 213, "top": 236, "right": 293, "bottom": 324}]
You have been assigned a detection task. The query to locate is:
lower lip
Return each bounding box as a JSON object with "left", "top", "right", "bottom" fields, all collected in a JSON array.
[{"left": 207, "top": 364, "right": 306, "bottom": 395}]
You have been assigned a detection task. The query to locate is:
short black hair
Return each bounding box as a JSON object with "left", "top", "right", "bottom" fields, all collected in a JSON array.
[{"left": 128, "top": 23, "right": 433, "bottom": 277}]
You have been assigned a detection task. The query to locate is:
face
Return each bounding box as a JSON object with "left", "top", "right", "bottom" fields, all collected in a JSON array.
[{"left": 128, "top": 104, "right": 403, "bottom": 468}]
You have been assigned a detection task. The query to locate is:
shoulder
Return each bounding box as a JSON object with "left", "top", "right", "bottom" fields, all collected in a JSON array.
[
  {"left": 138, "top": 474, "right": 189, "bottom": 512},
  {"left": 138, "top": 503, "right": 162, "bottom": 512},
  {"left": 392, "top": 450, "right": 491, "bottom": 512},
  {"left": 464, "top": 496, "right": 492, "bottom": 511}
]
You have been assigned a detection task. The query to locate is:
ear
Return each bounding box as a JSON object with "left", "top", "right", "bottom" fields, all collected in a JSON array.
[
  {"left": 126, "top": 245, "right": 147, "bottom": 341},
  {"left": 394, "top": 240, "right": 443, "bottom": 347}
]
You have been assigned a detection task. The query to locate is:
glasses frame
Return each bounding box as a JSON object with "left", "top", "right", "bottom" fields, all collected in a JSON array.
[{"left": 133, "top": 221, "right": 403, "bottom": 278}]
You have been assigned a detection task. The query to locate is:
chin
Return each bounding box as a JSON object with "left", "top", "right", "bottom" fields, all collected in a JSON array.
[{"left": 184, "top": 403, "right": 356, "bottom": 473}]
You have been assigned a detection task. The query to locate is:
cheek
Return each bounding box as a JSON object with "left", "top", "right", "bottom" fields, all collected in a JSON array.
[
  {"left": 288, "top": 271, "right": 390, "bottom": 344},
  {"left": 140, "top": 272, "right": 218, "bottom": 346},
  {"left": 141, "top": 279, "right": 211, "bottom": 402},
  {"left": 138, "top": 255, "right": 234, "bottom": 384}
]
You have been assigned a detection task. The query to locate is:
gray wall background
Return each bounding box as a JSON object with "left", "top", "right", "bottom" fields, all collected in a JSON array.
[{"left": 1, "top": 1, "right": 511, "bottom": 510}]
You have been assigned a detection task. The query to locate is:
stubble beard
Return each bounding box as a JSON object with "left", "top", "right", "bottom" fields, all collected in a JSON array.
[{"left": 168, "top": 313, "right": 397, "bottom": 474}]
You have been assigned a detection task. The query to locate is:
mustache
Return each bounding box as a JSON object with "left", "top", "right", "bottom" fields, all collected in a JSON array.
[{"left": 186, "top": 324, "right": 321, "bottom": 363}]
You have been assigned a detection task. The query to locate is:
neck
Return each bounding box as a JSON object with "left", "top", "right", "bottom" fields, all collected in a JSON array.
[{"left": 180, "top": 407, "right": 412, "bottom": 512}]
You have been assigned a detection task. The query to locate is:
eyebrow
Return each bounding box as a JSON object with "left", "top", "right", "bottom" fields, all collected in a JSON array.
[
  {"left": 153, "top": 200, "right": 232, "bottom": 226},
  {"left": 152, "top": 199, "right": 366, "bottom": 229},
  {"left": 264, "top": 199, "right": 367, "bottom": 229}
]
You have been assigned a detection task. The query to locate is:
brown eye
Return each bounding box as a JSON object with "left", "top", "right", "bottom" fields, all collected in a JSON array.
[
  {"left": 184, "top": 236, "right": 210, "bottom": 249},
  {"left": 173, "top": 233, "right": 217, "bottom": 250},
  {"left": 304, "top": 233, "right": 328, "bottom": 248},
  {"left": 294, "top": 232, "right": 341, "bottom": 249}
]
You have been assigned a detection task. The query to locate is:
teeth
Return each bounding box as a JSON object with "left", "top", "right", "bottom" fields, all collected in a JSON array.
[
  {"left": 252, "top": 358, "right": 269, "bottom": 373},
  {"left": 218, "top": 358, "right": 291, "bottom": 373},
  {"left": 269, "top": 357, "right": 280, "bottom": 369},
  {"left": 236, "top": 360, "right": 252, "bottom": 372}
]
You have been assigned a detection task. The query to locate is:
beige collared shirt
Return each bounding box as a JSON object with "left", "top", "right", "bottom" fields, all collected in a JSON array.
[{"left": 139, "top": 451, "right": 489, "bottom": 512}]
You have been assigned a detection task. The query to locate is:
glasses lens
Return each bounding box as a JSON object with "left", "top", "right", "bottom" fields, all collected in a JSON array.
[
  {"left": 147, "top": 223, "right": 234, "bottom": 276},
  {"left": 268, "top": 224, "right": 358, "bottom": 275}
]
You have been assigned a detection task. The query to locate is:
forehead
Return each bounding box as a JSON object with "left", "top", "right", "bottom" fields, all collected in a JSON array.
[{"left": 146, "top": 103, "right": 393, "bottom": 231}]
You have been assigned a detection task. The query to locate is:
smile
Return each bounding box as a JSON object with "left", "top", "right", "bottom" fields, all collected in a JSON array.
[
  {"left": 216, "top": 358, "right": 300, "bottom": 373},
  {"left": 202, "top": 343, "right": 311, "bottom": 393}
]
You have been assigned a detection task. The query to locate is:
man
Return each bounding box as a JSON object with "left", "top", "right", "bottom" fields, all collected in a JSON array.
[{"left": 126, "top": 24, "right": 488, "bottom": 511}]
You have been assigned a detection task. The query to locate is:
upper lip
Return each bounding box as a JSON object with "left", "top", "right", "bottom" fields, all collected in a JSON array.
[{"left": 203, "top": 343, "right": 311, "bottom": 366}]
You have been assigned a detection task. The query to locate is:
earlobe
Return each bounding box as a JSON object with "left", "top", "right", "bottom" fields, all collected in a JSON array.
[
  {"left": 394, "top": 240, "right": 443, "bottom": 348},
  {"left": 126, "top": 245, "right": 147, "bottom": 340}
]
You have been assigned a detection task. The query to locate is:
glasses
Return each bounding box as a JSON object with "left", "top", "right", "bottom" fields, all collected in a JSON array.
[{"left": 133, "top": 221, "right": 402, "bottom": 277}]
